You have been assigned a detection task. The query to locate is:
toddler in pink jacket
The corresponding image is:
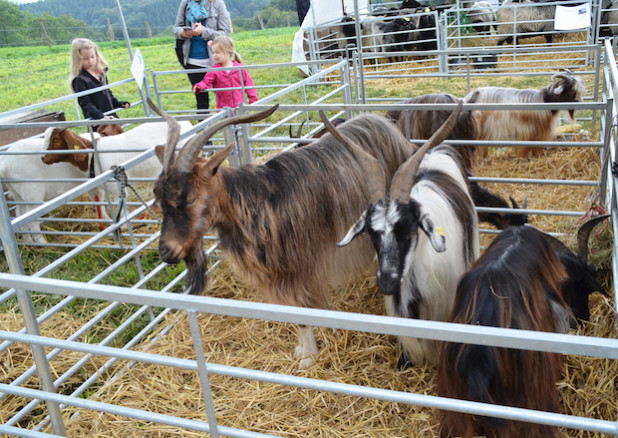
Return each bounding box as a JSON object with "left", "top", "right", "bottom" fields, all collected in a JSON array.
[{"left": 192, "top": 36, "right": 258, "bottom": 109}]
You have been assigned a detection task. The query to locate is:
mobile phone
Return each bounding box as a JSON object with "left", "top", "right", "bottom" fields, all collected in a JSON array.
[{"left": 181, "top": 26, "right": 193, "bottom": 32}]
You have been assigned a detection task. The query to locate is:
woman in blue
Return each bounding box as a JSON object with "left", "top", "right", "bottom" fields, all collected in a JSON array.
[{"left": 174, "top": 0, "right": 232, "bottom": 111}]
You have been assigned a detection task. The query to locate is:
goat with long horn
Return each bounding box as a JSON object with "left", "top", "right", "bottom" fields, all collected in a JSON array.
[
  {"left": 148, "top": 99, "right": 414, "bottom": 368},
  {"left": 336, "top": 101, "right": 481, "bottom": 368}
]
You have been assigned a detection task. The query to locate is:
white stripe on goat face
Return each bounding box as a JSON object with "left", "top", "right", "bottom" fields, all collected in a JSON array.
[{"left": 369, "top": 201, "right": 418, "bottom": 296}]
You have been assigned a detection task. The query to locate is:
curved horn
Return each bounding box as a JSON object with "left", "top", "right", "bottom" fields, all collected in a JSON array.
[
  {"left": 289, "top": 120, "right": 306, "bottom": 139},
  {"left": 174, "top": 105, "right": 279, "bottom": 174},
  {"left": 577, "top": 214, "right": 610, "bottom": 263},
  {"left": 390, "top": 100, "right": 463, "bottom": 203},
  {"left": 319, "top": 111, "right": 386, "bottom": 202},
  {"left": 551, "top": 68, "right": 574, "bottom": 83},
  {"left": 147, "top": 98, "right": 181, "bottom": 172}
]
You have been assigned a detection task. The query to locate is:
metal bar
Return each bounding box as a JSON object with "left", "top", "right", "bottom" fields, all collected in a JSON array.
[
  {"left": 0, "top": 193, "right": 66, "bottom": 436},
  {"left": 188, "top": 311, "right": 220, "bottom": 438}
]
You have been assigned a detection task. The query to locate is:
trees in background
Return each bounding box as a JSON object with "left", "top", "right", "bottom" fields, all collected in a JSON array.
[
  {"left": 14, "top": 0, "right": 297, "bottom": 39},
  {"left": 0, "top": 0, "right": 100, "bottom": 47}
]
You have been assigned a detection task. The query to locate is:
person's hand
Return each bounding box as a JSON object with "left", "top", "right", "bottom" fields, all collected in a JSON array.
[
  {"left": 191, "top": 22, "right": 203, "bottom": 36},
  {"left": 122, "top": 102, "right": 130, "bottom": 109},
  {"left": 193, "top": 83, "right": 204, "bottom": 94}
]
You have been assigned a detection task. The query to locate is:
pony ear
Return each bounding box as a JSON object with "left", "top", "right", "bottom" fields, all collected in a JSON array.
[
  {"left": 338, "top": 210, "right": 369, "bottom": 247},
  {"left": 419, "top": 214, "right": 446, "bottom": 253}
]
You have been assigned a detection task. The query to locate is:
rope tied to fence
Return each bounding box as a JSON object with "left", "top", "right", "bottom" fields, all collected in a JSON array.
[{"left": 111, "top": 165, "right": 160, "bottom": 226}]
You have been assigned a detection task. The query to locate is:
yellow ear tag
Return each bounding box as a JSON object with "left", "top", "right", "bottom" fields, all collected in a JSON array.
[
  {"left": 425, "top": 7, "right": 431, "bottom": 12},
  {"left": 73, "top": 145, "right": 80, "bottom": 150},
  {"left": 436, "top": 226, "right": 445, "bottom": 237},
  {"left": 404, "top": 16, "right": 410, "bottom": 21}
]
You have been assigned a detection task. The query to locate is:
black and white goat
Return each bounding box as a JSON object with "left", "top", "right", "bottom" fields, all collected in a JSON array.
[
  {"left": 464, "top": 69, "right": 585, "bottom": 157},
  {"left": 147, "top": 100, "right": 416, "bottom": 369},
  {"left": 334, "top": 102, "right": 481, "bottom": 368}
]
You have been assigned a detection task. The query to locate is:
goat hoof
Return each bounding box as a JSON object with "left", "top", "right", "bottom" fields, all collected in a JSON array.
[
  {"left": 298, "top": 356, "right": 315, "bottom": 370},
  {"left": 397, "top": 353, "right": 415, "bottom": 370}
]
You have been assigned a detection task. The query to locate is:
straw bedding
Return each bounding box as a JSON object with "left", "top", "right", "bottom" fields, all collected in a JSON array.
[{"left": 2, "top": 69, "right": 617, "bottom": 436}]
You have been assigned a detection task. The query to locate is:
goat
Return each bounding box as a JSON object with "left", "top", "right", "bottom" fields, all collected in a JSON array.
[
  {"left": 436, "top": 220, "right": 605, "bottom": 437},
  {"left": 496, "top": 0, "right": 556, "bottom": 46},
  {"left": 408, "top": 7, "right": 438, "bottom": 52},
  {"left": 600, "top": 0, "right": 618, "bottom": 36},
  {"left": 467, "top": 1, "right": 497, "bottom": 35},
  {"left": 384, "top": 93, "right": 527, "bottom": 230},
  {"left": 0, "top": 137, "right": 106, "bottom": 243},
  {"left": 147, "top": 99, "right": 415, "bottom": 369},
  {"left": 41, "top": 121, "right": 191, "bottom": 227},
  {"left": 464, "top": 69, "right": 585, "bottom": 157},
  {"left": 541, "top": 214, "right": 609, "bottom": 324},
  {"left": 336, "top": 101, "right": 481, "bottom": 368}
]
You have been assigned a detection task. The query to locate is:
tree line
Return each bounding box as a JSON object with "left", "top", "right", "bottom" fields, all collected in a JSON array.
[{"left": 0, "top": 0, "right": 299, "bottom": 47}]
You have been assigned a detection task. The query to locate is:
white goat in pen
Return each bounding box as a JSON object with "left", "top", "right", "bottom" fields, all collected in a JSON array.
[
  {"left": 41, "top": 120, "right": 192, "bottom": 228},
  {"left": 0, "top": 134, "right": 109, "bottom": 243}
]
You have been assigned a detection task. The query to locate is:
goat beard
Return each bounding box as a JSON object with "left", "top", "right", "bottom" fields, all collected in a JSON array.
[{"left": 185, "top": 240, "right": 207, "bottom": 294}]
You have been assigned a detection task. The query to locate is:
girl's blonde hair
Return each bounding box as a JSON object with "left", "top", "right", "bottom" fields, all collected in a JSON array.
[
  {"left": 69, "top": 38, "right": 109, "bottom": 92},
  {"left": 211, "top": 35, "right": 243, "bottom": 64}
]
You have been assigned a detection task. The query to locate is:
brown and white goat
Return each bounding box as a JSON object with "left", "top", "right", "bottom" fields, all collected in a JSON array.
[
  {"left": 436, "top": 221, "right": 604, "bottom": 438},
  {"left": 334, "top": 102, "right": 481, "bottom": 368},
  {"left": 385, "top": 93, "right": 527, "bottom": 230},
  {"left": 147, "top": 99, "right": 415, "bottom": 369},
  {"left": 464, "top": 69, "right": 585, "bottom": 158}
]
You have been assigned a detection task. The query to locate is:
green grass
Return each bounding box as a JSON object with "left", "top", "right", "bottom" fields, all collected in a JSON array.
[{"left": 0, "top": 27, "right": 300, "bottom": 117}]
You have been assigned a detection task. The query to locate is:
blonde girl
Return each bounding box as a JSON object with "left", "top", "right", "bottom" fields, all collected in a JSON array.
[{"left": 69, "top": 38, "right": 129, "bottom": 122}]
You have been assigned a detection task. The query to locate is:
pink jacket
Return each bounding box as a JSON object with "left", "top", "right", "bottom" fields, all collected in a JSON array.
[{"left": 194, "top": 61, "right": 258, "bottom": 109}]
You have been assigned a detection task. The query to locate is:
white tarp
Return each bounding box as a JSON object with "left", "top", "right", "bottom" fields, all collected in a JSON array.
[
  {"left": 554, "top": 3, "right": 591, "bottom": 30},
  {"left": 292, "top": 0, "right": 370, "bottom": 75}
]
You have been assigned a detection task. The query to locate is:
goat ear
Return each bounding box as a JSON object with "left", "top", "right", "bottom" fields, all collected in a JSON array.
[
  {"left": 419, "top": 214, "right": 446, "bottom": 253},
  {"left": 337, "top": 210, "right": 368, "bottom": 247},
  {"left": 61, "top": 129, "right": 90, "bottom": 150},
  {"left": 154, "top": 145, "right": 165, "bottom": 164},
  {"left": 203, "top": 143, "right": 234, "bottom": 177}
]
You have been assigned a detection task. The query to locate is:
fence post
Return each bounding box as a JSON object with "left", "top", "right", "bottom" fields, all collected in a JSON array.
[
  {"left": 0, "top": 195, "right": 67, "bottom": 436},
  {"left": 38, "top": 19, "right": 52, "bottom": 48},
  {"left": 107, "top": 18, "right": 115, "bottom": 41},
  {"left": 145, "top": 20, "right": 152, "bottom": 38}
]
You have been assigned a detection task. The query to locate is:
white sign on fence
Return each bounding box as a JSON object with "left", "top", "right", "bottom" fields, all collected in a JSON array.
[
  {"left": 130, "top": 48, "right": 145, "bottom": 91},
  {"left": 554, "top": 3, "right": 591, "bottom": 31}
]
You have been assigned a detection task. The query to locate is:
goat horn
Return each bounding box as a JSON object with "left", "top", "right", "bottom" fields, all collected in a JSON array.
[
  {"left": 147, "top": 98, "right": 181, "bottom": 172},
  {"left": 390, "top": 100, "right": 463, "bottom": 203},
  {"left": 289, "top": 119, "right": 306, "bottom": 139},
  {"left": 318, "top": 110, "right": 386, "bottom": 202},
  {"left": 174, "top": 105, "right": 279, "bottom": 174},
  {"left": 577, "top": 214, "right": 610, "bottom": 263},
  {"left": 551, "top": 69, "right": 573, "bottom": 83}
]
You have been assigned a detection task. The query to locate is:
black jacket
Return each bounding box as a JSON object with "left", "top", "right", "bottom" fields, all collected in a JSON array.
[{"left": 72, "top": 69, "right": 128, "bottom": 120}]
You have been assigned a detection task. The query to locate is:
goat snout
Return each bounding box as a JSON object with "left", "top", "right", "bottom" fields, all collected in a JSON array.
[
  {"left": 377, "top": 268, "right": 400, "bottom": 296},
  {"left": 158, "top": 242, "right": 185, "bottom": 264}
]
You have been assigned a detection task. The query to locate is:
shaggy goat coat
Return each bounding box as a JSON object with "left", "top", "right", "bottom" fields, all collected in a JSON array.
[{"left": 437, "top": 225, "right": 571, "bottom": 438}]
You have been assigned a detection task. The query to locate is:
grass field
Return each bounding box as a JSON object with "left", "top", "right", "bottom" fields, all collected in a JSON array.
[{"left": 0, "top": 27, "right": 300, "bottom": 117}]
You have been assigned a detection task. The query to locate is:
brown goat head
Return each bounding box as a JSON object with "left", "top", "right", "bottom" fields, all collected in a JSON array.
[
  {"left": 148, "top": 99, "right": 278, "bottom": 293},
  {"left": 550, "top": 69, "right": 585, "bottom": 121},
  {"left": 41, "top": 128, "right": 92, "bottom": 172},
  {"left": 97, "top": 123, "right": 124, "bottom": 136}
]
